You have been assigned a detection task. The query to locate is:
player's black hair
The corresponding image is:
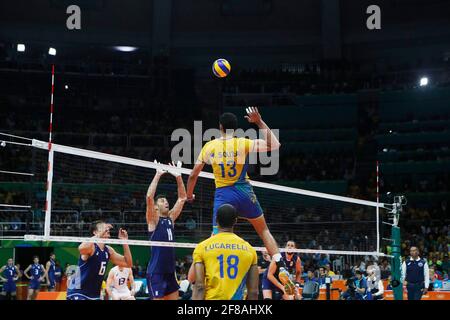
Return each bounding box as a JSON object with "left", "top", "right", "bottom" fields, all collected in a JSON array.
[
  {"left": 285, "top": 240, "right": 296, "bottom": 247},
  {"left": 33, "top": 255, "right": 39, "bottom": 260},
  {"left": 355, "top": 270, "right": 363, "bottom": 275},
  {"left": 90, "top": 220, "right": 105, "bottom": 235},
  {"left": 155, "top": 194, "right": 167, "bottom": 202},
  {"left": 216, "top": 204, "right": 238, "bottom": 229},
  {"left": 219, "top": 112, "right": 238, "bottom": 131},
  {"left": 50, "top": 252, "right": 55, "bottom": 257}
]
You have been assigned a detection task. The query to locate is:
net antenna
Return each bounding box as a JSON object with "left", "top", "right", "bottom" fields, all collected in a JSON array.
[{"left": 44, "top": 64, "right": 56, "bottom": 237}]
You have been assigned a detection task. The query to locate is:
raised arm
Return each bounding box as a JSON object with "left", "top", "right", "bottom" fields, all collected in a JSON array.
[
  {"left": 246, "top": 264, "right": 259, "bottom": 300},
  {"left": 167, "top": 161, "right": 187, "bottom": 222},
  {"left": 186, "top": 162, "right": 205, "bottom": 202},
  {"left": 108, "top": 229, "right": 133, "bottom": 268},
  {"left": 245, "top": 107, "right": 281, "bottom": 152},
  {"left": 146, "top": 166, "right": 166, "bottom": 226},
  {"left": 192, "top": 262, "right": 206, "bottom": 300}
]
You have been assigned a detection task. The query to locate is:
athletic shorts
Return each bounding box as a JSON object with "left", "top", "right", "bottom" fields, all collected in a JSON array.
[
  {"left": 112, "top": 289, "right": 134, "bottom": 300},
  {"left": 147, "top": 273, "right": 179, "bottom": 299},
  {"left": 213, "top": 182, "right": 263, "bottom": 233},
  {"left": 261, "top": 275, "right": 283, "bottom": 294},
  {"left": 29, "top": 280, "right": 41, "bottom": 290},
  {"left": 3, "top": 281, "right": 16, "bottom": 293}
]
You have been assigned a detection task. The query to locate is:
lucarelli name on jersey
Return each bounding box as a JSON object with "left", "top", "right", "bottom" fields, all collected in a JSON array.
[{"left": 204, "top": 242, "right": 250, "bottom": 252}]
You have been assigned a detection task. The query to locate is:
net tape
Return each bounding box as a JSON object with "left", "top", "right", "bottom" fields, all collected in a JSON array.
[{"left": 31, "top": 139, "right": 387, "bottom": 209}]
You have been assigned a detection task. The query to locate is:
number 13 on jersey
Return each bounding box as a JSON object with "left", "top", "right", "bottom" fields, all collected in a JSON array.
[{"left": 218, "top": 161, "right": 237, "bottom": 178}]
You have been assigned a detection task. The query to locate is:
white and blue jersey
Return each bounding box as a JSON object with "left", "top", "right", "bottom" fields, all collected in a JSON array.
[
  {"left": 29, "top": 264, "right": 44, "bottom": 290},
  {"left": 146, "top": 217, "right": 179, "bottom": 298},
  {"left": 67, "top": 244, "right": 110, "bottom": 300},
  {"left": 2, "top": 265, "right": 18, "bottom": 293}
]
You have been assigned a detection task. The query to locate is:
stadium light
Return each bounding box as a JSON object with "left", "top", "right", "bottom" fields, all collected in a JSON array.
[
  {"left": 17, "top": 44, "right": 25, "bottom": 52},
  {"left": 113, "top": 46, "right": 138, "bottom": 52},
  {"left": 419, "top": 77, "right": 429, "bottom": 87},
  {"left": 48, "top": 47, "right": 57, "bottom": 56}
]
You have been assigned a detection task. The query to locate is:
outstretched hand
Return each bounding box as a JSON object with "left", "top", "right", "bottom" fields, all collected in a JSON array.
[
  {"left": 118, "top": 228, "right": 128, "bottom": 240},
  {"left": 167, "top": 161, "right": 183, "bottom": 177},
  {"left": 244, "top": 106, "right": 262, "bottom": 125},
  {"left": 154, "top": 160, "right": 168, "bottom": 175},
  {"left": 186, "top": 194, "right": 196, "bottom": 203}
]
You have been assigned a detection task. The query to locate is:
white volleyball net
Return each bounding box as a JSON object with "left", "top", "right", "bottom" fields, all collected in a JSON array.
[{"left": 0, "top": 134, "right": 392, "bottom": 260}]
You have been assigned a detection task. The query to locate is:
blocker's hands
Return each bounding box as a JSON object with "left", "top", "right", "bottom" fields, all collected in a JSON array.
[
  {"left": 154, "top": 160, "right": 168, "bottom": 175},
  {"left": 167, "top": 161, "right": 183, "bottom": 177},
  {"left": 186, "top": 194, "right": 196, "bottom": 203}
]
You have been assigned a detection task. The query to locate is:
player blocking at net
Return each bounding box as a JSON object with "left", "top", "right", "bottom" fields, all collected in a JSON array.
[
  {"left": 187, "top": 106, "right": 295, "bottom": 294},
  {"left": 146, "top": 161, "right": 186, "bottom": 300}
]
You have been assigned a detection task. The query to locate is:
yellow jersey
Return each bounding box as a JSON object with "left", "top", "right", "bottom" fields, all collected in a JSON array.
[
  {"left": 193, "top": 232, "right": 257, "bottom": 300},
  {"left": 197, "top": 137, "right": 254, "bottom": 188}
]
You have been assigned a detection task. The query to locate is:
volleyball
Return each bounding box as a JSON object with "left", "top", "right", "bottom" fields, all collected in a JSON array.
[{"left": 212, "top": 58, "right": 231, "bottom": 78}]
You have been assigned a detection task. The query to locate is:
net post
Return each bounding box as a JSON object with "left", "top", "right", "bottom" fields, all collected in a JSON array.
[{"left": 389, "top": 195, "right": 406, "bottom": 300}]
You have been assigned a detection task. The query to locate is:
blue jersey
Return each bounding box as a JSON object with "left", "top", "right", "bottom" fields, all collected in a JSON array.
[
  {"left": 48, "top": 259, "right": 56, "bottom": 282},
  {"left": 3, "top": 265, "right": 17, "bottom": 282},
  {"left": 67, "top": 244, "right": 110, "bottom": 299},
  {"left": 54, "top": 267, "right": 62, "bottom": 282},
  {"left": 263, "top": 253, "right": 299, "bottom": 283},
  {"left": 147, "top": 217, "right": 176, "bottom": 274},
  {"left": 30, "top": 264, "right": 43, "bottom": 281},
  {"left": 282, "top": 253, "right": 300, "bottom": 276}
]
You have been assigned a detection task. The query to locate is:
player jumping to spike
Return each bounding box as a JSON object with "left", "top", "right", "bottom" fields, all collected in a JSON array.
[{"left": 187, "top": 106, "right": 295, "bottom": 294}]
